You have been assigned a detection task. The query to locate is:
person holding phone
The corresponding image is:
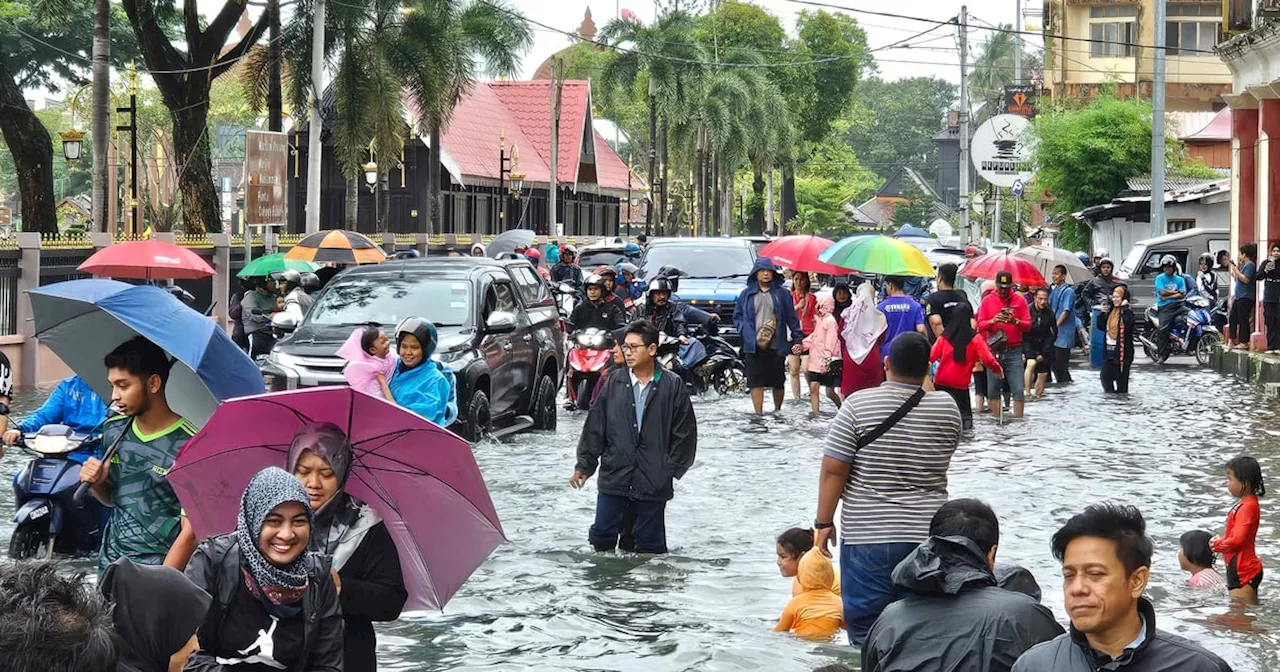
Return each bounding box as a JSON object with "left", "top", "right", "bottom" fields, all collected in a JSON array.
[
  {"left": 1227, "top": 243, "right": 1258, "bottom": 349},
  {"left": 977, "top": 272, "right": 1031, "bottom": 419}
]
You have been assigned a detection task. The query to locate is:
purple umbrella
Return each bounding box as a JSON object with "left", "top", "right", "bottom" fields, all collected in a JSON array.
[{"left": 167, "top": 387, "right": 504, "bottom": 611}]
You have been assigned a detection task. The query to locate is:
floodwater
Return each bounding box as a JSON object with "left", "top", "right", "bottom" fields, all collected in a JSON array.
[{"left": 3, "top": 359, "right": 1279, "bottom": 671}]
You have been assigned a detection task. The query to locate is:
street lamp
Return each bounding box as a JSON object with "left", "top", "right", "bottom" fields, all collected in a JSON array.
[
  {"left": 498, "top": 133, "right": 523, "bottom": 230},
  {"left": 363, "top": 161, "right": 378, "bottom": 192},
  {"left": 59, "top": 130, "right": 85, "bottom": 163}
]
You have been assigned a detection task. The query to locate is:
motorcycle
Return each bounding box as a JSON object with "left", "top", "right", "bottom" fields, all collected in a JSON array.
[
  {"left": 1137, "top": 295, "right": 1221, "bottom": 366},
  {"left": 657, "top": 325, "right": 748, "bottom": 396},
  {"left": 552, "top": 282, "right": 581, "bottom": 332},
  {"left": 10, "top": 424, "right": 106, "bottom": 560},
  {"left": 566, "top": 328, "right": 614, "bottom": 410}
]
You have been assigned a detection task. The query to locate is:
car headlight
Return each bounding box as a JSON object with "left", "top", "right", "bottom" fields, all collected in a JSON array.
[
  {"left": 268, "top": 351, "right": 304, "bottom": 372},
  {"left": 435, "top": 349, "right": 477, "bottom": 370}
]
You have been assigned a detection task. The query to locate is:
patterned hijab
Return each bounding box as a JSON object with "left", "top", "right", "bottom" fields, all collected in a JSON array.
[{"left": 237, "top": 467, "right": 312, "bottom": 615}]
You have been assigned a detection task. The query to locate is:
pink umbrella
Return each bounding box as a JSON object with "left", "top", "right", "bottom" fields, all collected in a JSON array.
[
  {"left": 79, "top": 239, "right": 216, "bottom": 280},
  {"left": 167, "top": 387, "right": 504, "bottom": 611},
  {"left": 757, "top": 235, "right": 850, "bottom": 275}
]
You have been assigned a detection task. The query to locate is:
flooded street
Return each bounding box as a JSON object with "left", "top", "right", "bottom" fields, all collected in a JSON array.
[{"left": 2, "top": 360, "right": 1278, "bottom": 670}]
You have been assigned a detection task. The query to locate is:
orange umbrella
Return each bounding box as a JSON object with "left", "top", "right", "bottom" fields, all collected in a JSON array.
[{"left": 284, "top": 230, "right": 386, "bottom": 265}]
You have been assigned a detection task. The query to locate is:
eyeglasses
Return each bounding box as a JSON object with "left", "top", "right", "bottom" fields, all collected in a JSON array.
[{"left": 620, "top": 343, "right": 650, "bottom": 353}]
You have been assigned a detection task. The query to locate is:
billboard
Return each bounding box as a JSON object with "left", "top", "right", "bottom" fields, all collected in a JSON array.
[
  {"left": 970, "top": 114, "right": 1037, "bottom": 188},
  {"left": 243, "top": 130, "right": 288, "bottom": 227},
  {"left": 1001, "top": 84, "right": 1036, "bottom": 118}
]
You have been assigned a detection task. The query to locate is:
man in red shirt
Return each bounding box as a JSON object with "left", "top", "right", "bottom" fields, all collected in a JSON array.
[{"left": 977, "top": 271, "right": 1032, "bottom": 419}]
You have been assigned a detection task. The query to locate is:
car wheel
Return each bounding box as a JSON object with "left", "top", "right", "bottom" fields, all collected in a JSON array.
[
  {"left": 462, "top": 391, "right": 492, "bottom": 441},
  {"left": 531, "top": 374, "right": 557, "bottom": 431}
]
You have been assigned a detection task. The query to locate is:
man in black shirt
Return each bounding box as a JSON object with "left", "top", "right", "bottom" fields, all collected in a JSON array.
[
  {"left": 1260, "top": 243, "right": 1280, "bottom": 353},
  {"left": 926, "top": 263, "right": 968, "bottom": 339}
]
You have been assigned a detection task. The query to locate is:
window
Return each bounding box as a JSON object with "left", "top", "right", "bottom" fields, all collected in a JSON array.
[
  {"left": 510, "top": 266, "right": 550, "bottom": 306},
  {"left": 1167, "top": 3, "right": 1222, "bottom": 55},
  {"left": 309, "top": 277, "right": 471, "bottom": 327},
  {"left": 1090, "top": 5, "right": 1138, "bottom": 58},
  {"left": 1140, "top": 249, "right": 1189, "bottom": 277},
  {"left": 1167, "top": 219, "right": 1196, "bottom": 233}
]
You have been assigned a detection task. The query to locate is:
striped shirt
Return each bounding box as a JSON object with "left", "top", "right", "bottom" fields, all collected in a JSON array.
[{"left": 823, "top": 381, "right": 961, "bottom": 545}]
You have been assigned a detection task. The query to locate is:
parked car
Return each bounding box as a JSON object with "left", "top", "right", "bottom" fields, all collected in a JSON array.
[
  {"left": 260, "top": 257, "right": 565, "bottom": 441},
  {"left": 1115, "top": 227, "right": 1230, "bottom": 314},
  {"left": 639, "top": 237, "right": 758, "bottom": 344},
  {"left": 577, "top": 236, "right": 639, "bottom": 270}
]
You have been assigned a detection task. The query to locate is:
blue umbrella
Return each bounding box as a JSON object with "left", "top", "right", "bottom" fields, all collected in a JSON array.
[
  {"left": 894, "top": 224, "right": 930, "bottom": 238},
  {"left": 29, "top": 280, "right": 264, "bottom": 427}
]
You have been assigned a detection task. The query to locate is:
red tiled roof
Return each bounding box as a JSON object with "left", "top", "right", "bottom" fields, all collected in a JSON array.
[
  {"left": 1183, "top": 108, "right": 1231, "bottom": 142},
  {"left": 439, "top": 84, "right": 552, "bottom": 187},
  {"left": 489, "top": 80, "right": 588, "bottom": 185}
]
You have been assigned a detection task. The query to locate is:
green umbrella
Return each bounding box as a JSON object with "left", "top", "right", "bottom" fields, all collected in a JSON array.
[
  {"left": 236, "top": 253, "right": 320, "bottom": 278},
  {"left": 818, "top": 235, "right": 935, "bottom": 277}
]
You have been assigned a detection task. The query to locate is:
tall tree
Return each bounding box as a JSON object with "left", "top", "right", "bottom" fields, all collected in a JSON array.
[
  {"left": 969, "top": 26, "right": 1043, "bottom": 122},
  {"left": 1, "top": 0, "right": 138, "bottom": 234},
  {"left": 845, "top": 77, "right": 956, "bottom": 180},
  {"left": 120, "top": 0, "right": 267, "bottom": 233}
]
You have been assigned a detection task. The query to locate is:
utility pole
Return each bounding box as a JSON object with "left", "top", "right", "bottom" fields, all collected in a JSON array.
[
  {"left": 1150, "top": 0, "right": 1168, "bottom": 239},
  {"left": 958, "top": 7, "right": 972, "bottom": 244},
  {"left": 646, "top": 76, "right": 657, "bottom": 237},
  {"left": 550, "top": 58, "right": 563, "bottom": 237},
  {"left": 1014, "top": 0, "right": 1022, "bottom": 84},
  {"left": 268, "top": 0, "right": 282, "bottom": 132},
  {"left": 91, "top": 0, "right": 109, "bottom": 233},
  {"left": 305, "top": 0, "right": 326, "bottom": 234}
]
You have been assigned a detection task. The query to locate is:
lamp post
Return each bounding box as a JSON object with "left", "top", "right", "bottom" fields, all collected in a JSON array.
[
  {"left": 115, "top": 62, "right": 139, "bottom": 236},
  {"left": 363, "top": 161, "right": 378, "bottom": 229},
  {"left": 59, "top": 130, "right": 85, "bottom": 164},
  {"left": 498, "top": 132, "right": 522, "bottom": 231}
]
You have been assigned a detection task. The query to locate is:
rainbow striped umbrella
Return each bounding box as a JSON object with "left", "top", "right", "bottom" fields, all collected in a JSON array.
[{"left": 818, "top": 235, "right": 935, "bottom": 277}]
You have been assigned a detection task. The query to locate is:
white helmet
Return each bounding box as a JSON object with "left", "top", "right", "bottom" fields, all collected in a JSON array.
[{"left": 1160, "top": 254, "right": 1178, "bottom": 268}]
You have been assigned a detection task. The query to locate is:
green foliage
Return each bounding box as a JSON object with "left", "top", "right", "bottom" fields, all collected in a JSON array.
[
  {"left": 1, "top": 0, "right": 139, "bottom": 93},
  {"left": 969, "top": 26, "right": 1043, "bottom": 122},
  {"left": 1057, "top": 218, "right": 1091, "bottom": 252},
  {"left": 890, "top": 177, "right": 933, "bottom": 227},
  {"left": 790, "top": 10, "right": 871, "bottom": 144},
  {"left": 845, "top": 77, "right": 956, "bottom": 179},
  {"left": 792, "top": 176, "right": 859, "bottom": 234}
]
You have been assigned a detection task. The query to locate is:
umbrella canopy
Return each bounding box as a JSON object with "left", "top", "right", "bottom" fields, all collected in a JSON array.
[
  {"left": 79, "top": 240, "right": 215, "bottom": 280},
  {"left": 1011, "top": 245, "right": 1094, "bottom": 285},
  {"left": 237, "top": 253, "right": 321, "bottom": 278},
  {"left": 168, "top": 387, "right": 505, "bottom": 611},
  {"left": 819, "top": 235, "right": 935, "bottom": 277},
  {"left": 28, "top": 280, "right": 264, "bottom": 426},
  {"left": 284, "top": 230, "right": 386, "bottom": 265},
  {"left": 894, "top": 224, "right": 930, "bottom": 238},
  {"left": 757, "top": 235, "right": 850, "bottom": 275},
  {"left": 961, "top": 252, "right": 1048, "bottom": 288},
  {"left": 486, "top": 229, "right": 537, "bottom": 259}
]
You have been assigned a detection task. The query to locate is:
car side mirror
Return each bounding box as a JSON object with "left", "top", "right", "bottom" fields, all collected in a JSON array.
[
  {"left": 271, "top": 312, "right": 299, "bottom": 333},
  {"left": 485, "top": 310, "right": 518, "bottom": 334}
]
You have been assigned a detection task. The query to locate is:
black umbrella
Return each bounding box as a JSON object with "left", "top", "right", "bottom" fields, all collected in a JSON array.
[{"left": 487, "top": 229, "right": 537, "bottom": 259}]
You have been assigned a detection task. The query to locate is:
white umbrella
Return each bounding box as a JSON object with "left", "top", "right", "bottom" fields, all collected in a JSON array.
[{"left": 1011, "top": 245, "right": 1094, "bottom": 285}]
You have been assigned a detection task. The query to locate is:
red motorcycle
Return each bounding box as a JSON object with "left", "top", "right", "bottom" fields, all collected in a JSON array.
[{"left": 565, "top": 328, "right": 613, "bottom": 410}]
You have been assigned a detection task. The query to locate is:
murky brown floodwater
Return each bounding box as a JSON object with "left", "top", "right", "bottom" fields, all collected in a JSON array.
[{"left": 3, "top": 358, "right": 1277, "bottom": 671}]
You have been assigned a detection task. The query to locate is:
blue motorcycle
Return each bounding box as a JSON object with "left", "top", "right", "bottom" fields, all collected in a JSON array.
[
  {"left": 10, "top": 424, "right": 105, "bottom": 560},
  {"left": 1138, "top": 295, "right": 1222, "bottom": 366}
]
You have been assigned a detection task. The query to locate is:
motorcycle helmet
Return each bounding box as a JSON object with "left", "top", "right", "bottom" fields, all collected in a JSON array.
[
  {"left": 394, "top": 316, "right": 438, "bottom": 358},
  {"left": 1076, "top": 252, "right": 1091, "bottom": 267},
  {"left": 300, "top": 272, "right": 320, "bottom": 291},
  {"left": 583, "top": 273, "right": 606, "bottom": 289},
  {"left": 1160, "top": 254, "right": 1178, "bottom": 268},
  {"left": 271, "top": 268, "right": 303, "bottom": 288},
  {"left": 595, "top": 265, "right": 617, "bottom": 278},
  {"left": 617, "top": 262, "right": 639, "bottom": 278},
  {"left": 655, "top": 265, "right": 686, "bottom": 293},
  {"left": 166, "top": 285, "right": 195, "bottom": 306},
  {"left": 647, "top": 276, "right": 676, "bottom": 299},
  {"left": 561, "top": 245, "right": 578, "bottom": 260},
  {"left": 1199, "top": 252, "right": 1214, "bottom": 268},
  {"left": 392, "top": 249, "right": 421, "bottom": 259},
  {"left": 624, "top": 242, "right": 641, "bottom": 257}
]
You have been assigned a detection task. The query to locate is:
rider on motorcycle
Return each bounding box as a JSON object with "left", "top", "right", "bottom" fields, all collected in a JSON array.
[
  {"left": 1154, "top": 254, "right": 1189, "bottom": 363},
  {"left": 551, "top": 245, "right": 584, "bottom": 288},
  {"left": 1082, "top": 257, "right": 1121, "bottom": 308},
  {"left": 2, "top": 376, "right": 107, "bottom": 449},
  {"left": 241, "top": 276, "right": 280, "bottom": 357},
  {"left": 567, "top": 273, "right": 627, "bottom": 334},
  {"left": 272, "top": 268, "right": 314, "bottom": 322}
]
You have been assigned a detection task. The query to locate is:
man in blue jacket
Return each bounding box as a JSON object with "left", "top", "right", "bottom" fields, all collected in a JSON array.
[
  {"left": 3, "top": 376, "right": 107, "bottom": 448},
  {"left": 733, "top": 257, "right": 805, "bottom": 416}
]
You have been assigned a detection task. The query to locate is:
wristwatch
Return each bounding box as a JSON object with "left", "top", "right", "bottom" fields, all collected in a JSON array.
[{"left": 814, "top": 520, "right": 835, "bottom": 530}]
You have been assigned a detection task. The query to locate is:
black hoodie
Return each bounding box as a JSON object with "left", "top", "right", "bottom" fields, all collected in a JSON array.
[{"left": 862, "top": 536, "right": 1063, "bottom": 672}]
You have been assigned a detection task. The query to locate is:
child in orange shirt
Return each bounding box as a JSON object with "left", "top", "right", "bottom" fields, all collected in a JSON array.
[
  {"left": 775, "top": 536, "right": 844, "bottom": 640},
  {"left": 1211, "top": 456, "right": 1265, "bottom": 603}
]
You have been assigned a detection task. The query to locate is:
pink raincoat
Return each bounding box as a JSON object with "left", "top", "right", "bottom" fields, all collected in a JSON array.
[
  {"left": 336, "top": 328, "right": 398, "bottom": 398},
  {"left": 803, "top": 295, "right": 840, "bottom": 374}
]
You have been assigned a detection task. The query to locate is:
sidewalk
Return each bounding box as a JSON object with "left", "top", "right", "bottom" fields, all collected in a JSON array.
[{"left": 1211, "top": 346, "right": 1280, "bottom": 387}]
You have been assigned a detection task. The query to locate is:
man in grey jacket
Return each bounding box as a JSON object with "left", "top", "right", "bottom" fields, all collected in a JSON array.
[
  {"left": 1013, "top": 504, "right": 1232, "bottom": 671},
  {"left": 862, "top": 499, "right": 1063, "bottom": 672}
]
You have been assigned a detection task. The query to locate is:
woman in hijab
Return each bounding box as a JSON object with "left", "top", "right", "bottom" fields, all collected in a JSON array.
[
  {"left": 1096, "top": 284, "right": 1136, "bottom": 393},
  {"left": 838, "top": 283, "right": 887, "bottom": 397},
  {"left": 101, "top": 558, "right": 211, "bottom": 672},
  {"left": 184, "top": 467, "right": 343, "bottom": 672},
  {"left": 288, "top": 422, "right": 407, "bottom": 672},
  {"left": 388, "top": 317, "right": 458, "bottom": 427}
]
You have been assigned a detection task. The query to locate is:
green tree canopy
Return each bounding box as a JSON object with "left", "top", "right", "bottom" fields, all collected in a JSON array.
[
  {"left": 890, "top": 176, "right": 934, "bottom": 227},
  {"left": 845, "top": 76, "right": 956, "bottom": 180}
]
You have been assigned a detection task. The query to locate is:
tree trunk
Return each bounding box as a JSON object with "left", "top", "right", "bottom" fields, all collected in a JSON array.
[
  {"left": 345, "top": 177, "right": 358, "bottom": 228},
  {"left": 781, "top": 164, "right": 797, "bottom": 231},
  {"left": 428, "top": 125, "right": 442, "bottom": 234},
  {"left": 749, "top": 169, "right": 765, "bottom": 235},
  {"left": 711, "top": 156, "right": 721, "bottom": 236},
  {"left": 0, "top": 61, "right": 58, "bottom": 235},
  {"left": 694, "top": 132, "right": 705, "bottom": 236},
  {"left": 92, "top": 0, "right": 111, "bottom": 232},
  {"left": 267, "top": 0, "right": 282, "bottom": 132},
  {"left": 170, "top": 96, "right": 221, "bottom": 233}
]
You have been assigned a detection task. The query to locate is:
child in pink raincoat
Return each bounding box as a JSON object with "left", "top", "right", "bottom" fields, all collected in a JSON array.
[
  {"left": 802, "top": 295, "right": 843, "bottom": 416},
  {"left": 336, "top": 326, "right": 397, "bottom": 400}
]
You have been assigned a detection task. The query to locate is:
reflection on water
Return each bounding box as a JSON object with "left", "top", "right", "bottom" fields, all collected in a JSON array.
[{"left": 4, "top": 362, "right": 1279, "bottom": 671}]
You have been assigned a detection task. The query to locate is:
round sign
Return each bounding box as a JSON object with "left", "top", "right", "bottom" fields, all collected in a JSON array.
[{"left": 971, "top": 114, "right": 1036, "bottom": 187}]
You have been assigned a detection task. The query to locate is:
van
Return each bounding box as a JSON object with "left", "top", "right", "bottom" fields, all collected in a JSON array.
[{"left": 1114, "top": 228, "right": 1230, "bottom": 312}]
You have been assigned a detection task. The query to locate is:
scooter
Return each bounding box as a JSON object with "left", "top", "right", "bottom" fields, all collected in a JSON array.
[
  {"left": 657, "top": 326, "right": 748, "bottom": 396},
  {"left": 1137, "top": 295, "right": 1221, "bottom": 366},
  {"left": 553, "top": 282, "right": 581, "bottom": 332},
  {"left": 566, "top": 328, "right": 613, "bottom": 410},
  {"left": 10, "top": 424, "right": 106, "bottom": 560}
]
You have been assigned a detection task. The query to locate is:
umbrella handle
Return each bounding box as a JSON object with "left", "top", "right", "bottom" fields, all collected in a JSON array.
[{"left": 73, "top": 417, "right": 133, "bottom": 506}]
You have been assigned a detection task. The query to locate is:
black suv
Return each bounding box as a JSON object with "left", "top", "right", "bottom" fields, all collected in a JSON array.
[{"left": 260, "top": 257, "right": 566, "bottom": 441}]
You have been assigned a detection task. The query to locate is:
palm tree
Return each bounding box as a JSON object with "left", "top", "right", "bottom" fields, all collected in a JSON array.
[{"left": 969, "top": 26, "right": 1042, "bottom": 122}]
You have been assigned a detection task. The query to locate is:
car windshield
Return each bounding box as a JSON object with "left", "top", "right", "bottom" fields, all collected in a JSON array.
[
  {"left": 641, "top": 244, "right": 754, "bottom": 279},
  {"left": 578, "top": 250, "right": 628, "bottom": 270},
  {"left": 900, "top": 237, "right": 941, "bottom": 253},
  {"left": 308, "top": 277, "right": 471, "bottom": 326},
  {"left": 1119, "top": 244, "right": 1146, "bottom": 276}
]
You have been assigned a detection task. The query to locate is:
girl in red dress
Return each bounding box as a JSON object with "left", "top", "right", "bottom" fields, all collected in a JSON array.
[{"left": 1211, "top": 456, "right": 1265, "bottom": 603}]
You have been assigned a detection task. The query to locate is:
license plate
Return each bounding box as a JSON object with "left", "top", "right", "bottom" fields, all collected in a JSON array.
[{"left": 28, "top": 505, "right": 48, "bottom": 520}]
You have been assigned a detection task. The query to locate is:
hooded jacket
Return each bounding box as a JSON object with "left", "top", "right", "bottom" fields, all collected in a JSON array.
[
  {"left": 775, "top": 547, "right": 844, "bottom": 640},
  {"left": 862, "top": 536, "right": 1064, "bottom": 672},
  {"left": 184, "top": 534, "right": 344, "bottom": 672},
  {"left": 16, "top": 375, "right": 107, "bottom": 434},
  {"left": 576, "top": 367, "right": 697, "bottom": 502},
  {"left": 101, "top": 558, "right": 212, "bottom": 672},
  {"left": 389, "top": 360, "right": 458, "bottom": 427},
  {"left": 732, "top": 257, "right": 805, "bottom": 355},
  {"left": 1012, "top": 598, "right": 1231, "bottom": 672}
]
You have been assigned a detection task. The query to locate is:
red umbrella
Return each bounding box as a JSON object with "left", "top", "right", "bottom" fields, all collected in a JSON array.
[
  {"left": 757, "top": 235, "right": 849, "bottom": 275},
  {"left": 960, "top": 252, "right": 1047, "bottom": 288},
  {"left": 79, "top": 240, "right": 215, "bottom": 280}
]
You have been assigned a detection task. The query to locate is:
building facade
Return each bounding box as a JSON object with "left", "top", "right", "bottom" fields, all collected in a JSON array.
[{"left": 1044, "top": 0, "right": 1232, "bottom": 111}]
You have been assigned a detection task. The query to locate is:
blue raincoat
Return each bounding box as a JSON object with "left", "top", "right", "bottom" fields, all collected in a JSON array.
[
  {"left": 389, "top": 360, "right": 459, "bottom": 427},
  {"left": 17, "top": 376, "right": 108, "bottom": 434}
]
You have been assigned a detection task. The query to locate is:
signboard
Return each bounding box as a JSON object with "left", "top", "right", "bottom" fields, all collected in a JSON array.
[
  {"left": 1012, "top": 179, "right": 1025, "bottom": 198},
  {"left": 243, "top": 130, "right": 288, "bottom": 226},
  {"left": 1001, "top": 84, "right": 1036, "bottom": 118},
  {"left": 971, "top": 114, "right": 1037, "bottom": 188}
]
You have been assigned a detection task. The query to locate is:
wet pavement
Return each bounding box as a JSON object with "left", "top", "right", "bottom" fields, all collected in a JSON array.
[{"left": 2, "top": 358, "right": 1278, "bottom": 671}]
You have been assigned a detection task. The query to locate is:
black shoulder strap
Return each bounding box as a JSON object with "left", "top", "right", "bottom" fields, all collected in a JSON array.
[{"left": 857, "top": 388, "right": 926, "bottom": 450}]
